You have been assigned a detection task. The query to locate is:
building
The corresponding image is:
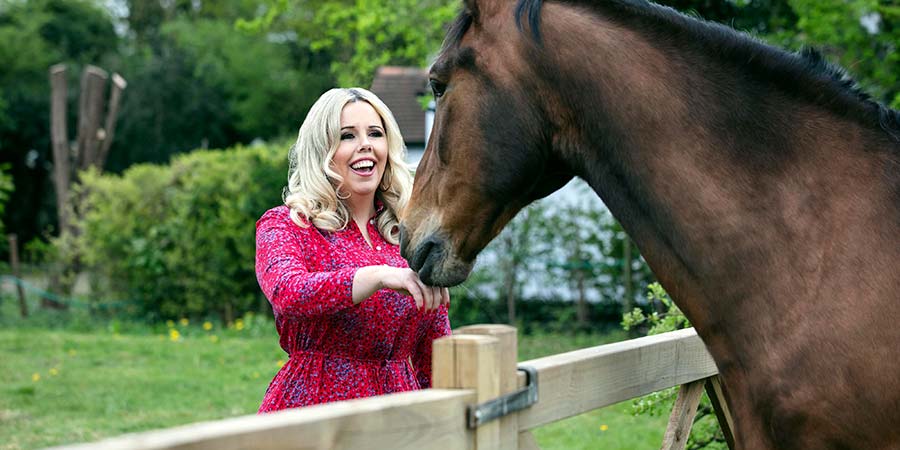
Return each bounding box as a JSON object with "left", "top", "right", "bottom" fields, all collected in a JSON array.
[{"left": 369, "top": 66, "right": 432, "bottom": 166}]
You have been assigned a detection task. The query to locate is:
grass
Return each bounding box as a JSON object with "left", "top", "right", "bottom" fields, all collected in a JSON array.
[{"left": 0, "top": 309, "right": 668, "bottom": 450}]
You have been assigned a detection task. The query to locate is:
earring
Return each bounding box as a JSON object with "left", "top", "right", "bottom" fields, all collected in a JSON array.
[{"left": 380, "top": 166, "right": 392, "bottom": 191}]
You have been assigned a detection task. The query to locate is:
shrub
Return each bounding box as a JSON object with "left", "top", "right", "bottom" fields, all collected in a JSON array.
[{"left": 67, "top": 143, "right": 286, "bottom": 320}]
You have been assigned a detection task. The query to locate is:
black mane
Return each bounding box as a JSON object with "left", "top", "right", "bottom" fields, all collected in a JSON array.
[{"left": 507, "top": 0, "right": 900, "bottom": 142}]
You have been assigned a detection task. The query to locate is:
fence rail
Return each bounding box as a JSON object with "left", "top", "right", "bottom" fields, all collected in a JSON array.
[{"left": 52, "top": 326, "right": 726, "bottom": 450}]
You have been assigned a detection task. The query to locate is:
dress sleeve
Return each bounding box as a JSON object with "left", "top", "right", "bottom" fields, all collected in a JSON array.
[
  {"left": 255, "top": 209, "right": 357, "bottom": 317},
  {"left": 412, "top": 304, "right": 452, "bottom": 388}
]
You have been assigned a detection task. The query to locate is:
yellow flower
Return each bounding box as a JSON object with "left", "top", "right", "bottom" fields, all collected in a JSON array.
[
  {"left": 32, "top": 373, "right": 40, "bottom": 382},
  {"left": 234, "top": 319, "right": 245, "bottom": 331},
  {"left": 276, "top": 360, "right": 285, "bottom": 368},
  {"left": 169, "top": 329, "right": 181, "bottom": 342},
  {"left": 209, "top": 335, "right": 219, "bottom": 343},
  {"left": 600, "top": 424, "right": 609, "bottom": 432},
  {"left": 49, "top": 368, "right": 59, "bottom": 376},
  {"left": 166, "top": 320, "right": 175, "bottom": 328},
  {"left": 203, "top": 321, "right": 213, "bottom": 331},
  {"left": 179, "top": 318, "right": 189, "bottom": 327}
]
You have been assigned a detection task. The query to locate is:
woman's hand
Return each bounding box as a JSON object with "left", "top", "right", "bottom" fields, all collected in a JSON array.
[{"left": 353, "top": 266, "right": 449, "bottom": 311}]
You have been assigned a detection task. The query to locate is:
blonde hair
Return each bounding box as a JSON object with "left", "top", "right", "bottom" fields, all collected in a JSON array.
[{"left": 284, "top": 87, "right": 412, "bottom": 244}]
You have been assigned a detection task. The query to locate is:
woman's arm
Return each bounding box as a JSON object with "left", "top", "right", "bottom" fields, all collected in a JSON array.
[
  {"left": 256, "top": 210, "right": 444, "bottom": 317},
  {"left": 256, "top": 214, "right": 358, "bottom": 317}
]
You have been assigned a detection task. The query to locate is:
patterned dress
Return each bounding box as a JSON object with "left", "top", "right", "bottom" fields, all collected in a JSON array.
[{"left": 255, "top": 205, "right": 451, "bottom": 412}]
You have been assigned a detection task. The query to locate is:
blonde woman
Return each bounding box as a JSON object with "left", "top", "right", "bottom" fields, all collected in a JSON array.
[{"left": 255, "top": 88, "right": 451, "bottom": 412}]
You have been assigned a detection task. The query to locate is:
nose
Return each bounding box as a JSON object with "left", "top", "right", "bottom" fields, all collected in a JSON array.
[
  {"left": 399, "top": 225, "right": 410, "bottom": 260},
  {"left": 409, "top": 234, "right": 444, "bottom": 285}
]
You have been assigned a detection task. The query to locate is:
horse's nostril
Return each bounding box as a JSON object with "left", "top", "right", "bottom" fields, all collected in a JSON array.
[
  {"left": 409, "top": 237, "right": 435, "bottom": 273},
  {"left": 399, "top": 225, "right": 409, "bottom": 259}
]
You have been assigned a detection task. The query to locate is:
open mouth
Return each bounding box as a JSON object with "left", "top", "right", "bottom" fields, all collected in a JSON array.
[{"left": 350, "top": 159, "right": 376, "bottom": 176}]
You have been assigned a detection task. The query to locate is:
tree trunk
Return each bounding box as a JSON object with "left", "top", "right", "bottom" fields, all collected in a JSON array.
[
  {"left": 576, "top": 268, "right": 588, "bottom": 329},
  {"left": 503, "top": 234, "right": 517, "bottom": 325}
]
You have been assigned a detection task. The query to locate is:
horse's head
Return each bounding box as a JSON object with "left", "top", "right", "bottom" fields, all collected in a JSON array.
[{"left": 400, "top": 0, "right": 572, "bottom": 286}]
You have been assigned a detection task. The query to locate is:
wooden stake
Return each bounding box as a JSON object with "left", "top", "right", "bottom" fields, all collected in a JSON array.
[
  {"left": 660, "top": 380, "right": 705, "bottom": 450},
  {"left": 8, "top": 234, "right": 28, "bottom": 317},
  {"left": 76, "top": 65, "right": 108, "bottom": 171},
  {"left": 705, "top": 376, "right": 736, "bottom": 449},
  {"left": 96, "top": 73, "right": 127, "bottom": 172},
  {"left": 50, "top": 64, "right": 70, "bottom": 234}
]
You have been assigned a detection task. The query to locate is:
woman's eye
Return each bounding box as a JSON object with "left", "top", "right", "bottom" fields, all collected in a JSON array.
[
  {"left": 369, "top": 131, "right": 384, "bottom": 138},
  {"left": 341, "top": 133, "right": 354, "bottom": 140}
]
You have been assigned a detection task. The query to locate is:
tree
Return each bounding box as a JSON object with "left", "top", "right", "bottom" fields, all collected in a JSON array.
[
  {"left": 0, "top": 0, "right": 119, "bottom": 248},
  {"left": 240, "top": 0, "right": 459, "bottom": 86}
]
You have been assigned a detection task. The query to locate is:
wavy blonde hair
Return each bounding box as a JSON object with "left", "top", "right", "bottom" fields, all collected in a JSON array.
[{"left": 284, "top": 87, "right": 412, "bottom": 244}]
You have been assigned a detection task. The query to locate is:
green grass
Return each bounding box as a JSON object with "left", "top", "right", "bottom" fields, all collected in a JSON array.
[{"left": 0, "top": 314, "right": 667, "bottom": 450}]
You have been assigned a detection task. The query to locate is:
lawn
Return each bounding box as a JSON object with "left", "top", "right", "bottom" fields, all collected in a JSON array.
[{"left": 0, "top": 313, "right": 667, "bottom": 449}]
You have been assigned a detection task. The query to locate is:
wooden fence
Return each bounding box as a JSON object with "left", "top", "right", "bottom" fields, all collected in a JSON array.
[{"left": 52, "top": 326, "right": 732, "bottom": 450}]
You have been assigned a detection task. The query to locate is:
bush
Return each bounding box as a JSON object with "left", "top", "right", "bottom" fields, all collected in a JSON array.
[
  {"left": 66, "top": 143, "right": 286, "bottom": 321},
  {"left": 622, "top": 283, "right": 727, "bottom": 450}
]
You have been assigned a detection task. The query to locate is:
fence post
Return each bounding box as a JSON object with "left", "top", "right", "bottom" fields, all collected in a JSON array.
[
  {"left": 433, "top": 333, "right": 500, "bottom": 450},
  {"left": 8, "top": 234, "right": 28, "bottom": 318},
  {"left": 456, "top": 324, "right": 539, "bottom": 450}
]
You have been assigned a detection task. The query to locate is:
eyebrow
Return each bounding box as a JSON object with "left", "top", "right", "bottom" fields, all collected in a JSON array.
[{"left": 341, "top": 125, "right": 384, "bottom": 131}]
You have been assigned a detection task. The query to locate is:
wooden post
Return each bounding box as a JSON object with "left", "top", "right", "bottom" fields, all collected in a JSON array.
[
  {"left": 660, "top": 380, "right": 705, "bottom": 450},
  {"left": 8, "top": 234, "right": 28, "bottom": 318},
  {"left": 76, "top": 65, "right": 108, "bottom": 171},
  {"left": 705, "top": 376, "right": 736, "bottom": 450},
  {"left": 456, "top": 325, "right": 539, "bottom": 450},
  {"left": 96, "top": 73, "right": 127, "bottom": 172},
  {"left": 433, "top": 334, "right": 500, "bottom": 450},
  {"left": 50, "top": 64, "right": 70, "bottom": 234}
]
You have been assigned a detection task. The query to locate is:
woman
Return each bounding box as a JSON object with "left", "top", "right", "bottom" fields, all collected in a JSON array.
[{"left": 255, "top": 88, "right": 451, "bottom": 412}]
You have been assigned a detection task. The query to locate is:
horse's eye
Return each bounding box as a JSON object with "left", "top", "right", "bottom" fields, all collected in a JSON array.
[{"left": 429, "top": 79, "right": 447, "bottom": 98}]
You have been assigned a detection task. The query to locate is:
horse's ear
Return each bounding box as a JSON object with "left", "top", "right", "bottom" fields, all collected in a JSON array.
[
  {"left": 464, "top": 0, "right": 513, "bottom": 22},
  {"left": 464, "top": 0, "right": 479, "bottom": 19}
]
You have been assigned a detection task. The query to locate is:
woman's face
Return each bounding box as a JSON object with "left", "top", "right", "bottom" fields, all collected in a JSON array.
[{"left": 332, "top": 101, "right": 389, "bottom": 200}]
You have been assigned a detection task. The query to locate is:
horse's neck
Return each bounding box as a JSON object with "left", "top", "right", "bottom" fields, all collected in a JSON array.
[{"left": 541, "top": 2, "right": 896, "bottom": 349}]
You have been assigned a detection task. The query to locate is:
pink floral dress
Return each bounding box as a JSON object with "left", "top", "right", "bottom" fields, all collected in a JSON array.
[{"left": 255, "top": 205, "right": 451, "bottom": 412}]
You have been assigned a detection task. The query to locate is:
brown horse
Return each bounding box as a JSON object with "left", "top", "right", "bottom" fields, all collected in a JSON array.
[{"left": 399, "top": 0, "right": 900, "bottom": 448}]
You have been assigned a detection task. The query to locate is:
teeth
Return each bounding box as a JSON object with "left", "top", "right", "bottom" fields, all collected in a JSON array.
[{"left": 351, "top": 160, "right": 374, "bottom": 170}]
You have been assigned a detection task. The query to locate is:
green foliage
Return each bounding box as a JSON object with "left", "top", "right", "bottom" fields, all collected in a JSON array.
[
  {"left": 246, "top": 0, "right": 458, "bottom": 87},
  {"left": 622, "top": 283, "right": 727, "bottom": 449},
  {"left": 0, "top": 163, "right": 12, "bottom": 253},
  {"left": 63, "top": 143, "right": 287, "bottom": 320}
]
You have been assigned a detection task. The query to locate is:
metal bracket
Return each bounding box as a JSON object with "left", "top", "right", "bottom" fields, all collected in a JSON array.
[{"left": 467, "top": 365, "right": 539, "bottom": 429}]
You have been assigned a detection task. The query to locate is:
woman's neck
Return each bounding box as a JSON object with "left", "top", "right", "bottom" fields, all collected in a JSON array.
[{"left": 346, "top": 193, "right": 376, "bottom": 226}]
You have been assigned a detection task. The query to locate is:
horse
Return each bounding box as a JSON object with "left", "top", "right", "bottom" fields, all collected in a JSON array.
[{"left": 398, "top": 0, "right": 900, "bottom": 448}]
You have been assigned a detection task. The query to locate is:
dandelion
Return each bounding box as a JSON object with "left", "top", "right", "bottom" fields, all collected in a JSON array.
[
  {"left": 277, "top": 360, "right": 285, "bottom": 368},
  {"left": 600, "top": 424, "right": 609, "bottom": 432},
  {"left": 235, "top": 319, "right": 245, "bottom": 331},
  {"left": 32, "top": 373, "right": 40, "bottom": 382},
  {"left": 49, "top": 368, "right": 59, "bottom": 376},
  {"left": 169, "top": 329, "right": 181, "bottom": 342},
  {"left": 179, "top": 318, "right": 189, "bottom": 327},
  {"left": 166, "top": 320, "right": 175, "bottom": 328},
  {"left": 203, "top": 321, "right": 213, "bottom": 331},
  {"left": 209, "top": 335, "right": 219, "bottom": 343}
]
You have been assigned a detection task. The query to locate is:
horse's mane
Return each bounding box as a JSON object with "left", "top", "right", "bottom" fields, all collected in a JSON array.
[{"left": 442, "top": 0, "right": 900, "bottom": 142}]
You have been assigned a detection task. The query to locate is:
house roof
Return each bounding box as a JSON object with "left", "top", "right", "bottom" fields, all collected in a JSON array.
[{"left": 370, "top": 66, "right": 428, "bottom": 145}]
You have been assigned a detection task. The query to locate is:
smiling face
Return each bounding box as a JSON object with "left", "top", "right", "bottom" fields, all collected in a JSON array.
[{"left": 331, "top": 100, "right": 389, "bottom": 201}]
